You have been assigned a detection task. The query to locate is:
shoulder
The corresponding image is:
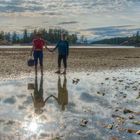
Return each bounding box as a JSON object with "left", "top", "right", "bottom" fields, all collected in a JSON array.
[
  {"left": 57, "top": 40, "right": 61, "bottom": 44},
  {"left": 32, "top": 39, "right": 37, "bottom": 44},
  {"left": 33, "top": 39, "right": 37, "bottom": 42}
]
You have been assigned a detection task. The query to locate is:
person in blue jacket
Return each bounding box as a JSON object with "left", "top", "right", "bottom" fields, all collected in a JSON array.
[{"left": 52, "top": 33, "right": 69, "bottom": 74}]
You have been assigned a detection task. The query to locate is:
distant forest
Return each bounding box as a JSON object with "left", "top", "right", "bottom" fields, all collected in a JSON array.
[
  {"left": 0, "top": 28, "right": 78, "bottom": 45},
  {"left": 92, "top": 31, "right": 140, "bottom": 47}
]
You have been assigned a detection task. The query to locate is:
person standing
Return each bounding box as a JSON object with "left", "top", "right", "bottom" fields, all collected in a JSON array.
[
  {"left": 52, "top": 33, "right": 69, "bottom": 74},
  {"left": 30, "top": 33, "right": 48, "bottom": 75}
]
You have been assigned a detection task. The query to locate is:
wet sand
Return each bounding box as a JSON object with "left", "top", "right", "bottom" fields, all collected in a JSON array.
[
  {"left": 0, "top": 48, "right": 140, "bottom": 140},
  {"left": 0, "top": 69, "right": 140, "bottom": 140},
  {"left": 0, "top": 48, "right": 140, "bottom": 77}
]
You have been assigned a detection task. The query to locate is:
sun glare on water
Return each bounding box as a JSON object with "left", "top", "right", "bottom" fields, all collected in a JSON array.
[
  {"left": 28, "top": 121, "right": 38, "bottom": 132},
  {"left": 23, "top": 119, "right": 39, "bottom": 133}
]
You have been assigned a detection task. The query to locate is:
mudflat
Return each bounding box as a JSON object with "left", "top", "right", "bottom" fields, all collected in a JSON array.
[{"left": 0, "top": 48, "right": 140, "bottom": 77}]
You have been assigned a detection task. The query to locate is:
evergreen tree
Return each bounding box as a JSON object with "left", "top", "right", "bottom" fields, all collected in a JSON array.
[
  {"left": 0, "top": 31, "right": 4, "bottom": 40},
  {"left": 23, "top": 29, "right": 28, "bottom": 43},
  {"left": 12, "top": 32, "right": 17, "bottom": 43},
  {"left": 5, "top": 32, "right": 11, "bottom": 42}
]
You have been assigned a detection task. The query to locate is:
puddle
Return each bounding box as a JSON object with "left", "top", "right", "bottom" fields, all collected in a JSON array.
[{"left": 0, "top": 68, "right": 140, "bottom": 140}]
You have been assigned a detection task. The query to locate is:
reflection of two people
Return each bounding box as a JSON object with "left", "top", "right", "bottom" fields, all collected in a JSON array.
[
  {"left": 51, "top": 76, "right": 68, "bottom": 111},
  {"left": 31, "top": 75, "right": 68, "bottom": 114},
  {"left": 31, "top": 76, "right": 48, "bottom": 114}
]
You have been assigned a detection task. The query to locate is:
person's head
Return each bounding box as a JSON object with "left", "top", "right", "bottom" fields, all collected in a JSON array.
[
  {"left": 61, "top": 33, "right": 67, "bottom": 40},
  {"left": 35, "top": 108, "right": 43, "bottom": 114},
  {"left": 35, "top": 32, "right": 42, "bottom": 39}
]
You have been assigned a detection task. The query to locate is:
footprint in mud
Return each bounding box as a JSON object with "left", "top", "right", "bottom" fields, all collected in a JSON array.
[{"left": 3, "top": 96, "right": 16, "bottom": 104}]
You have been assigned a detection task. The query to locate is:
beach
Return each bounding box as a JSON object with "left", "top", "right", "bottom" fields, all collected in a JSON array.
[
  {"left": 0, "top": 47, "right": 140, "bottom": 140},
  {"left": 0, "top": 48, "right": 140, "bottom": 78}
]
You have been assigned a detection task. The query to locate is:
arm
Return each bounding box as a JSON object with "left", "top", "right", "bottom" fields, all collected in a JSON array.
[
  {"left": 30, "top": 46, "right": 35, "bottom": 57},
  {"left": 30, "top": 40, "right": 35, "bottom": 56},
  {"left": 44, "top": 95, "right": 58, "bottom": 103},
  {"left": 44, "top": 41, "right": 50, "bottom": 51},
  {"left": 52, "top": 41, "right": 60, "bottom": 52},
  {"left": 66, "top": 41, "right": 69, "bottom": 57},
  {"left": 31, "top": 93, "right": 35, "bottom": 104}
]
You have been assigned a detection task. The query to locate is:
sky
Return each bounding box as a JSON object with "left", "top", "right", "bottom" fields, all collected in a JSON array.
[{"left": 0, "top": 0, "right": 140, "bottom": 41}]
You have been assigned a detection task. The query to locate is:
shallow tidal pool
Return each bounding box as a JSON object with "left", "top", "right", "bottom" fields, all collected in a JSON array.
[{"left": 0, "top": 69, "right": 140, "bottom": 140}]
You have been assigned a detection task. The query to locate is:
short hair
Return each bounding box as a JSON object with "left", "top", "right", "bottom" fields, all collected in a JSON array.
[
  {"left": 61, "top": 33, "right": 67, "bottom": 38},
  {"left": 36, "top": 32, "right": 42, "bottom": 37}
]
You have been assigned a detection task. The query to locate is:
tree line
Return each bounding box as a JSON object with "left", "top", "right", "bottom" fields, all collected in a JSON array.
[
  {"left": 0, "top": 28, "right": 78, "bottom": 45},
  {"left": 91, "top": 31, "right": 140, "bottom": 47}
]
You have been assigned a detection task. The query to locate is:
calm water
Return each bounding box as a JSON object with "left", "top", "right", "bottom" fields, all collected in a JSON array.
[
  {"left": 0, "top": 69, "right": 140, "bottom": 140},
  {"left": 0, "top": 45, "right": 135, "bottom": 49}
]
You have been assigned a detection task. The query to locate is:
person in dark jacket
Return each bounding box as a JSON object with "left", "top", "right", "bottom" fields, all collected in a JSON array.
[{"left": 52, "top": 33, "right": 69, "bottom": 74}]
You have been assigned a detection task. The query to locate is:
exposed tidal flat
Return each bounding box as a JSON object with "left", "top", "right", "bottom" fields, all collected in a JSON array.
[
  {"left": 0, "top": 47, "right": 139, "bottom": 78},
  {"left": 0, "top": 47, "right": 140, "bottom": 140}
]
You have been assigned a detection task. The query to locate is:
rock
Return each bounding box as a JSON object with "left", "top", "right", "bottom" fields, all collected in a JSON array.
[
  {"left": 136, "top": 130, "right": 140, "bottom": 135},
  {"left": 107, "top": 124, "right": 113, "bottom": 129},
  {"left": 110, "top": 136, "right": 119, "bottom": 140},
  {"left": 97, "top": 91, "right": 105, "bottom": 96},
  {"left": 136, "top": 92, "right": 140, "bottom": 99},
  {"left": 80, "top": 119, "right": 88, "bottom": 127},
  {"left": 112, "top": 78, "right": 117, "bottom": 81},
  {"left": 118, "top": 80, "right": 123, "bottom": 82},
  {"left": 128, "top": 115, "right": 135, "bottom": 120},
  {"left": 123, "top": 94, "right": 127, "bottom": 98},
  {"left": 127, "top": 129, "right": 137, "bottom": 133},
  {"left": 72, "top": 78, "right": 80, "bottom": 85},
  {"left": 105, "top": 78, "right": 109, "bottom": 80},
  {"left": 132, "top": 121, "right": 140, "bottom": 125},
  {"left": 123, "top": 109, "right": 134, "bottom": 114},
  {"left": 132, "top": 86, "right": 137, "bottom": 91},
  {"left": 125, "top": 86, "right": 130, "bottom": 89}
]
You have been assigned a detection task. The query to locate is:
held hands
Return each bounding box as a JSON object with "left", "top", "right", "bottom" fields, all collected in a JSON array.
[
  {"left": 45, "top": 45, "right": 54, "bottom": 53},
  {"left": 48, "top": 48, "right": 54, "bottom": 53}
]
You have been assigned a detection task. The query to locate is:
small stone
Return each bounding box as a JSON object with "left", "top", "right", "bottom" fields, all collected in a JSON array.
[
  {"left": 127, "top": 129, "right": 137, "bottom": 133},
  {"left": 105, "top": 78, "right": 109, "bottom": 80},
  {"left": 123, "top": 109, "right": 134, "bottom": 114},
  {"left": 132, "top": 121, "right": 140, "bottom": 125},
  {"left": 80, "top": 119, "right": 88, "bottom": 127},
  {"left": 128, "top": 115, "right": 135, "bottom": 120},
  {"left": 136, "top": 130, "right": 140, "bottom": 135},
  {"left": 107, "top": 124, "right": 113, "bottom": 129},
  {"left": 72, "top": 78, "right": 80, "bottom": 85}
]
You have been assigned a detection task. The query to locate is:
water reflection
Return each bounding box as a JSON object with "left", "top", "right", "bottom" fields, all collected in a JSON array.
[
  {"left": 28, "top": 75, "right": 68, "bottom": 114},
  {"left": 51, "top": 75, "right": 68, "bottom": 111},
  {"left": 29, "top": 76, "right": 51, "bottom": 114}
]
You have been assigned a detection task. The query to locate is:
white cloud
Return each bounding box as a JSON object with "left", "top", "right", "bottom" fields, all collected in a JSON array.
[{"left": 0, "top": 0, "right": 139, "bottom": 39}]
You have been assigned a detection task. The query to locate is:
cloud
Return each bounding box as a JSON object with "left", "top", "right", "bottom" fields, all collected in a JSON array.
[
  {"left": 0, "top": 0, "right": 140, "bottom": 41},
  {"left": 0, "top": 0, "right": 139, "bottom": 15},
  {"left": 58, "top": 21, "right": 78, "bottom": 25},
  {"left": 80, "top": 25, "right": 140, "bottom": 41}
]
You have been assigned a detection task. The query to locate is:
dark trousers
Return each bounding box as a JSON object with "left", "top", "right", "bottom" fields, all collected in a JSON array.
[
  {"left": 33, "top": 51, "right": 43, "bottom": 66},
  {"left": 58, "top": 55, "right": 67, "bottom": 69}
]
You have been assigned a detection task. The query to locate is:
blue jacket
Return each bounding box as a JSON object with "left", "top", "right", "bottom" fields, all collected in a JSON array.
[{"left": 55, "top": 40, "right": 69, "bottom": 56}]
